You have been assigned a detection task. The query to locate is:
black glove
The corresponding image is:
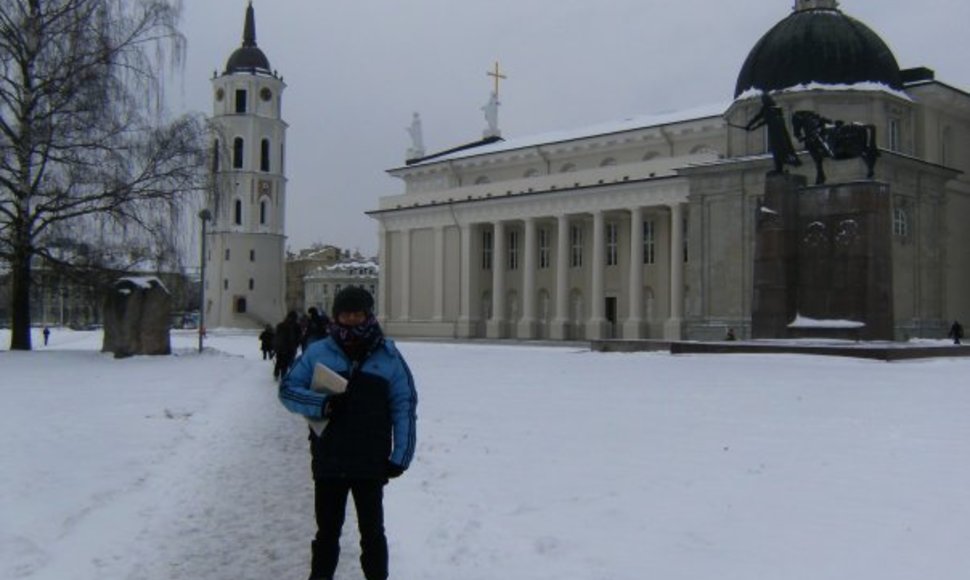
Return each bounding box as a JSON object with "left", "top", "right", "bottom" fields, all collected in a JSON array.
[
  {"left": 323, "top": 393, "right": 346, "bottom": 418},
  {"left": 386, "top": 461, "right": 405, "bottom": 479}
]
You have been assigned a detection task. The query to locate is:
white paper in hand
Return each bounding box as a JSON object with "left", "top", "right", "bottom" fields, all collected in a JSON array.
[
  {"left": 308, "top": 363, "right": 348, "bottom": 437},
  {"left": 311, "top": 363, "right": 348, "bottom": 394}
]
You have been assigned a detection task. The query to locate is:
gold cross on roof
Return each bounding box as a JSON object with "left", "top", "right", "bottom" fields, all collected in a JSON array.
[{"left": 487, "top": 61, "right": 507, "bottom": 97}]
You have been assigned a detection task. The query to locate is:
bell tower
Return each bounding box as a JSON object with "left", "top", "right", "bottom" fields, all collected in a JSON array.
[{"left": 204, "top": 1, "right": 287, "bottom": 328}]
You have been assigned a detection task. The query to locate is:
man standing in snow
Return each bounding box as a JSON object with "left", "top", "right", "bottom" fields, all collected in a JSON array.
[{"left": 278, "top": 286, "right": 417, "bottom": 580}]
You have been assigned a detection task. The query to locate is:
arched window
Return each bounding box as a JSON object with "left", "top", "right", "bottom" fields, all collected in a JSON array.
[
  {"left": 233, "top": 137, "right": 244, "bottom": 169},
  {"left": 259, "top": 200, "right": 267, "bottom": 225},
  {"left": 235, "top": 296, "right": 247, "bottom": 313},
  {"left": 234, "top": 199, "right": 243, "bottom": 225},
  {"left": 260, "top": 139, "right": 270, "bottom": 172}
]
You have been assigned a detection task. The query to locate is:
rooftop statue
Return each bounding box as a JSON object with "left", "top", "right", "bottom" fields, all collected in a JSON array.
[
  {"left": 406, "top": 112, "right": 425, "bottom": 160},
  {"left": 482, "top": 92, "right": 500, "bottom": 138}
]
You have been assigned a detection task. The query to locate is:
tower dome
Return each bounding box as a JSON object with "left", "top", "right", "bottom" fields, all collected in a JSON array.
[
  {"left": 224, "top": 2, "right": 272, "bottom": 74},
  {"left": 734, "top": 0, "right": 902, "bottom": 98}
]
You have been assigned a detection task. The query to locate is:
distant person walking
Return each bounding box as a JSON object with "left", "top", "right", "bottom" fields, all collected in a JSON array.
[
  {"left": 258, "top": 325, "right": 275, "bottom": 360},
  {"left": 42, "top": 326, "right": 50, "bottom": 346},
  {"left": 948, "top": 320, "right": 964, "bottom": 345},
  {"left": 302, "top": 307, "right": 330, "bottom": 351},
  {"left": 274, "top": 311, "right": 301, "bottom": 380}
]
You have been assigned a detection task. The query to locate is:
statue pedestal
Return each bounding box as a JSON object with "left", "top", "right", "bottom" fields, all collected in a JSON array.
[{"left": 752, "top": 176, "right": 894, "bottom": 341}]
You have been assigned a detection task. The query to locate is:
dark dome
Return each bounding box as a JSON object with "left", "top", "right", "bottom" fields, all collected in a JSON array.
[
  {"left": 734, "top": 4, "right": 902, "bottom": 98},
  {"left": 223, "top": 3, "right": 272, "bottom": 75},
  {"left": 225, "top": 46, "right": 271, "bottom": 74}
]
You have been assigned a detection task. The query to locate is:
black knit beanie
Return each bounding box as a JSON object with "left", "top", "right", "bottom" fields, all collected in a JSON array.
[{"left": 331, "top": 286, "right": 374, "bottom": 319}]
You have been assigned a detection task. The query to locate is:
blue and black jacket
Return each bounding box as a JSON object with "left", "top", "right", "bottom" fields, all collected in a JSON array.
[{"left": 278, "top": 336, "right": 417, "bottom": 480}]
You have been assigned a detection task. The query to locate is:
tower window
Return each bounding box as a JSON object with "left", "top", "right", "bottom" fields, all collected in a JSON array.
[
  {"left": 235, "top": 89, "right": 247, "bottom": 113},
  {"left": 225, "top": 249, "right": 231, "bottom": 261},
  {"left": 260, "top": 139, "right": 270, "bottom": 172},
  {"left": 248, "top": 278, "right": 255, "bottom": 290},
  {"left": 234, "top": 199, "right": 242, "bottom": 225},
  {"left": 250, "top": 249, "right": 256, "bottom": 262},
  {"left": 233, "top": 138, "right": 244, "bottom": 169},
  {"left": 259, "top": 201, "right": 267, "bottom": 225},
  {"left": 235, "top": 296, "right": 247, "bottom": 313},
  {"left": 212, "top": 140, "right": 220, "bottom": 172}
]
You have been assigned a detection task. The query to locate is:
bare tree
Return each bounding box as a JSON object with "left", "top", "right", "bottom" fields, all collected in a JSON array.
[{"left": 0, "top": 0, "right": 206, "bottom": 350}]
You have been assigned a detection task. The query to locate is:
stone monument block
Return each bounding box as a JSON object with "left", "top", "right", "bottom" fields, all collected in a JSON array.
[
  {"left": 102, "top": 277, "right": 172, "bottom": 357},
  {"left": 752, "top": 176, "right": 894, "bottom": 341}
]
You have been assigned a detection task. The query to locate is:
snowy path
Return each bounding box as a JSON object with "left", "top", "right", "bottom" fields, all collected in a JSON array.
[{"left": 2, "top": 335, "right": 330, "bottom": 580}]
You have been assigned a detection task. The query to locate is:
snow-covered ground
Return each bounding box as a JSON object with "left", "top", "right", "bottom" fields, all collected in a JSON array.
[{"left": 2, "top": 327, "right": 969, "bottom": 580}]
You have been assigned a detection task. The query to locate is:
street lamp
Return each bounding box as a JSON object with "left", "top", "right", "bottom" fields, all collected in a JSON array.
[{"left": 198, "top": 208, "right": 212, "bottom": 353}]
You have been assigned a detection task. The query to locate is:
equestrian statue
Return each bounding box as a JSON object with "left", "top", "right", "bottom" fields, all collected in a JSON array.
[{"left": 791, "top": 110, "right": 879, "bottom": 185}]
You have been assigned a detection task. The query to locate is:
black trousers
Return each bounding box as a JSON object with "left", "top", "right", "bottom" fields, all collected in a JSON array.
[{"left": 310, "top": 479, "right": 388, "bottom": 580}]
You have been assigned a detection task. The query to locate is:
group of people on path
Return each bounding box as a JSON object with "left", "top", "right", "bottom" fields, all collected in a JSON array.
[
  {"left": 276, "top": 286, "right": 418, "bottom": 580},
  {"left": 260, "top": 307, "right": 333, "bottom": 380}
]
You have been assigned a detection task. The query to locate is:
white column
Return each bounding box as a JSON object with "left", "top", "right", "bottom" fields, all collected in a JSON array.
[
  {"left": 486, "top": 221, "right": 506, "bottom": 338},
  {"left": 377, "top": 224, "right": 389, "bottom": 325},
  {"left": 457, "top": 222, "right": 476, "bottom": 337},
  {"left": 433, "top": 225, "right": 445, "bottom": 321},
  {"left": 400, "top": 228, "right": 411, "bottom": 322},
  {"left": 587, "top": 211, "right": 607, "bottom": 339},
  {"left": 551, "top": 214, "right": 570, "bottom": 339},
  {"left": 624, "top": 207, "right": 644, "bottom": 338},
  {"left": 664, "top": 203, "right": 684, "bottom": 340},
  {"left": 518, "top": 217, "right": 537, "bottom": 338}
]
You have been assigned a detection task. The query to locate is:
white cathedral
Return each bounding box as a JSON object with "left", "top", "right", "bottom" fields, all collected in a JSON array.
[
  {"left": 202, "top": 3, "right": 287, "bottom": 329},
  {"left": 370, "top": 0, "right": 970, "bottom": 342}
]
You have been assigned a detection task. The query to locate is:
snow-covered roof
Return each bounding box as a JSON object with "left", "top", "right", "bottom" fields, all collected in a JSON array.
[
  {"left": 116, "top": 276, "right": 169, "bottom": 294},
  {"left": 397, "top": 102, "right": 730, "bottom": 169}
]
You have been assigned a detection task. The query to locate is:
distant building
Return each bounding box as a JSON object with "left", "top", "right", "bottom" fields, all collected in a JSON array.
[
  {"left": 285, "top": 245, "right": 343, "bottom": 314},
  {"left": 304, "top": 257, "right": 380, "bottom": 317}
]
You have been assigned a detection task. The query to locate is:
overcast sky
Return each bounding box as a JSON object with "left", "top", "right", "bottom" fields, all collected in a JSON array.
[{"left": 170, "top": 0, "right": 970, "bottom": 256}]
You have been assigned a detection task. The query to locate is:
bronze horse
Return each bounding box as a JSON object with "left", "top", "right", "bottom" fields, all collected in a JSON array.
[{"left": 791, "top": 110, "right": 879, "bottom": 185}]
